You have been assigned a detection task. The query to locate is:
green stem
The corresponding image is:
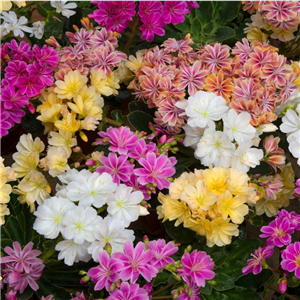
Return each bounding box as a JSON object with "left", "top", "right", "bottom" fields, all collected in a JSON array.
[
  {"left": 265, "top": 284, "right": 298, "bottom": 300},
  {"left": 152, "top": 280, "right": 178, "bottom": 296},
  {"left": 152, "top": 296, "right": 173, "bottom": 300},
  {"left": 122, "top": 15, "right": 140, "bottom": 54},
  {"left": 104, "top": 117, "right": 123, "bottom": 127}
]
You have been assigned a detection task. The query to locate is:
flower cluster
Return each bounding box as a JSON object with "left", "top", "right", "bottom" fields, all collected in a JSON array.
[
  {"left": 89, "top": 1, "right": 198, "bottom": 41},
  {"left": 37, "top": 23, "right": 126, "bottom": 135},
  {"left": 33, "top": 168, "right": 148, "bottom": 266},
  {"left": 157, "top": 166, "right": 256, "bottom": 247},
  {"left": 93, "top": 126, "right": 177, "bottom": 200},
  {"left": 0, "top": 40, "right": 59, "bottom": 137},
  {"left": 0, "top": 241, "right": 44, "bottom": 294},
  {"left": 128, "top": 36, "right": 299, "bottom": 134},
  {"left": 243, "top": 209, "right": 300, "bottom": 293},
  {"left": 87, "top": 239, "right": 214, "bottom": 300},
  {"left": 243, "top": 1, "right": 300, "bottom": 42},
  {"left": 0, "top": 157, "right": 17, "bottom": 225}
]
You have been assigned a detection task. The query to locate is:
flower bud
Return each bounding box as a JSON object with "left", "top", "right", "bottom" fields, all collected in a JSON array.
[
  {"left": 278, "top": 277, "right": 287, "bottom": 294},
  {"left": 28, "top": 103, "right": 35, "bottom": 114},
  {"left": 85, "top": 160, "right": 96, "bottom": 166},
  {"left": 80, "top": 275, "right": 90, "bottom": 284},
  {"left": 104, "top": 242, "right": 112, "bottom": 255},
  {"left": 79, "top": 270, "right": 87, "bottom": 275},
  {"left": 80, "top": 131, "right": 88, "bottom": 142},
  {"left": 73, "top": 146, "right": 81, "bottom": 153},
  {"left": 184, "top": 245, "right": 192, "bottom": 253}
]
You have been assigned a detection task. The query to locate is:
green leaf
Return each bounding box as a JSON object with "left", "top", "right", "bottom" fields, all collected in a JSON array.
[
  {"left": 17, "top": 287, "right": 34, "bottom": 300},
  {"left": 210, "top": 252, "right": 228, "bottom": 267},
  {"left": 43, "top": 269, "right": 82, "bottom": 286},
  {"left": 95, "top": 144, "right": 110, "bottom": 156},
  {"left": 128, "top": 101, "right": 155, "bottom": 115},
  {"left": 1, "top": 238, "right": 13, "bottom": 250},
  {"left": 35, "top": 277, "right": 71, "bottom": 300},
  {"left": 23, "top": 111, "right": 45, "bottom": 137},
  {"left": 127, "top": 111, "right": 154, "bottom": 134},
  {"left": 163, "top": 220, "right": 196, "bottom": 243},
  {"left": 44, "top": 18, "right": 64, "bottom": 39},
  {"left": 214, "top": 26, "right": 236, "bottom": 43},
  {"left": 191, "top": 18, "right": 202, "bottom": 37},
  {"left": 223, "top": 287, "right": 262, "bottom": 300},
  {"left": 204, "top": 290, "right": 229, "bottom": 300},
  {"left": 225, "top": 238, "right": 260, "bottom": 263},
  {"left": 5, "top": 216, "right": 26, "bottom": 246},
  {"left": 201, "top": 283, "right": 212, "bottom": 295},
  {"left": 212, "top": 273, "right": 235, "bottom": 291},
  {"left": 153, "top": 271, "right": 172, "bottom": 287},
  {"left": 235, "top": 269, "right": 273, "bottom": 290},
  {"left": 196, "top": 2, "right": 215, "bottom": 25},
  {"left": 287, "top": 273, "right": 300, "bottom": 288},
  {"left": 174, "top": 19, "right": 191, "bottom": 33},
  {"left": 217, "top": 2, "right": 241, "bottom": 25},
  {"left": 215, "top": 261, "right": 245, "bottom": 281},
  {"left": 111, "top": 109, "right": 125, "bottom": 124},
  {"left": 251, "top": 215, "right": 263, "bottom": 227}
]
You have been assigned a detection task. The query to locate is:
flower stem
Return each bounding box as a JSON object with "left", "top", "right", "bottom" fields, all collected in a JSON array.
[
  {"left": 152, "top": 296, "right": 173, "bottom": 300},
  {"left": 152, "top": 280, "right": 178, "bottom": 296},
  {"left": 122, "top": 14, "right": 140, "bottom": 54},
  {"left": 104, "top": 117, "right": 123, "bottom": 127},
  {"left": 265, "top": 284, "right": 298, "bottom": 300}
]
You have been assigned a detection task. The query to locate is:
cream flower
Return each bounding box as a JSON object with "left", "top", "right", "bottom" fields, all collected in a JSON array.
[
  {"left": 169, "top": 172, "right": 196, "bottom": 200},
  {"left": 80, "top": 115, "right": 99, "bottom": 131},
  {"left": 0, "top": 157, "right": 18, "bottom": 183},
  {"left": 54, "top": 70, "right": 88, "bottom": 99},
  {"left": 46, "top": 146, "right": 70, "bottom": 177},
  {"left": 0, "top": 1, "right": 12, "bottom": 13},
  {"left": 12, "top": 152, "right": 39, "bottom": 178},
  {"left": 0, "top": 204, "right": 10, "bottom": 225},
  {"left": 117, "top": 61, "right": 133, "bottom": 85},
  {"left": 16, "top": 133, "right": 45, "bottom": 154},
  {"left": 126, "top": 49, "right": 146, "bottom": 74},
  {"left": 48, "top": 130, "right": 77, "bottom": 157},
  {"left": 54, "top": 112, "right": 81, "bottom": 133},
  {"left": 1, "top": 180, "right": 12, "bottom": 204}
]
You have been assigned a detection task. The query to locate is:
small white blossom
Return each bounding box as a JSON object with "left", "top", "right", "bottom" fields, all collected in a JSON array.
[
  {"left": 33, "top": 197, "right": 75, "bottom": 239},
  {"left": 55, "top": 239, "right": 91, "bottom": 266},
  {"left": 182, "top": 124, "right": 206, "bottom": 149},
  {"left": 51, "top": 1, "right": 77, "bottom": 18},
  {"left": 287, "top": 132, "right": 300, "bottom": 165},
  {"left": 280, "top": 106, "right": 300, "bottom": 136},
  {"left": 46, "top": 146, "right": 70, "bottom": 177},
  {"left": 88, "top": 216, "right": 135, "bottom": 262},
  {"left": 30, "top": 21, "right": 44, "bottom": 39}
]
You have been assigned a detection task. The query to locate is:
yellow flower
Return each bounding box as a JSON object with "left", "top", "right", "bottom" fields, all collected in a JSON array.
[
  {"left": 13, "top": 1, "right": 26, "bottom": 7},
  {"left": 80, "top": 114, "right": 99, "bottom": 131},
  {"left": 12, "top": 152, "right": 39, "bottom": 178},
  {"left": 54, "top": 70, "right": 88, "bottom": 99},
  {"left": 0, "top": 157, "right": 17, "bottom": 183},
  {"left": 90, "top": 69, "right": 120, "bottom": 96},
  {"left": 54, "top": 112, "right": 81, "bottom": 133},
  {"left": 217, "top": 191, "right": 249, "bottom": 224},
  {"left": 126, "top": 49, "right": 146, "bottom": 74},
  {"left": 206, "top": 217, "right": 239, "bottom": 247},
  {"left": 14, "top": 170, "right": 50, "bottom": 208},
  {"left": 0, "top": 204, "right": 10, "bottom": 225},
  {"left": 16, "top": 133, "right": 45, "bottom": 154},
  {"left": 117, "top": 61, "right": 134, "bottom": 85},
  {"left": 157, "top": 192, "right": 190, "bottom": 226},
  {"left": 202, "top": 167, "right": 228, "bottom": 196},
  {"left": 46, "top": 146, "right": 70, "bottom": 177},
  {"left": 270, "top": 27, "right": 295, "bottom": 42},
  {"left": 247, "top": 27, "right": 268, "bottom": 43},
  {"left": 48, "top": 130, "right": 77, "bottom": 157},
  {"left": 169, "top": 172, "right": 195, "bottom": 200},
  {"left": 181, "top": 180, "right": 217, "bottom": 211},
  {"left": 0, "top": 1, "right": 12, "bottom": 12},
  {"left": 0, "top": 181, "right": 12, "bottom": 204},
  {"left": 184, "top": 218, "right": 211, "bottom": 237}
]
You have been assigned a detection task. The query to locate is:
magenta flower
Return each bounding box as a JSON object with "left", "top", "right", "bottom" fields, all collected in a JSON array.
[
  {"left": 186, "top": 1, "right": 200, "bottom": 13},
  {"left": 260, "top": 218, "right": 294, "bottom": 247},
  {"left": 97, "top": 153, "right": 134, "bottom": 184},
  {"left": 8, "top": 40, "right": 33, "bottom": 63},
  {"left": 90, "top": 2, "right": 119, "bottom": 26},
  {"left": 70, "top": 292, "right": 89, "bottom": 300},
  {"left": 5, "top": 290, "right": 17, "bottom": 300},
  {"left": 174, "top": 277, "right": 200, "bottom": 300},
  {"left": 1, "top": 86, "right": 29, "bottom": 109},
  {"left": 4, "top": 60, "right": 27, "bottom": 84},
  {"left": 87, "top": 250, "right": 122, "bottom": 291},
  {"left": 140, "top": 13, "right": 165, "bottom": 42},
  {"left": 0, "top": 110, "right": 12, "bottom": 137},
  {"left": 242, "top": 246, "right": 274, "bottom": 275},
  {"left": 281, "top": 242, "right": 300, "bottom": 278},
  {"left": 161, "top": 1, "right": 189, "bottom": 25},
  {"left": 117, "top": 1, "right": 136, "bottom": 18},
  {"left": 112, "top": 241, "right": 158, "bottom": 283},
  {"left": 125, "top": 173, "right": 150, "bottom": 200},
  {"left": 295, "top": 179, "right": 300, "bottom": 195},
  {"left": 138, "top": 1, "right": 162, "bottom": 19},
  {"left": 1, "top": 242, "right": 43, "bottom": 274},
  {"left": 278, "top": 210, "right": 300, "bottom": 231},
  {"left": 15, "top": 75, "right": 43, "bottom": 98},
  {"left": 128, "top": 139, "right": 158, "bottom": 161},
  {"left": 134, "top": 152, "right": 176, "bottom": 190},
  {"left": 147, "top": 239, "right": 178, "bottom": 269},
  {"left": 27, "top": 61, "right": 54, "bottom": 87},
  {"left": 107, "top": 282, "right": 149, "bottom": 300},
  {"left": 32, "top": 45, "right": 59, "bottom": 67},
  {"left": 180, "top": 250, "right": 215, "bottom": 287}
]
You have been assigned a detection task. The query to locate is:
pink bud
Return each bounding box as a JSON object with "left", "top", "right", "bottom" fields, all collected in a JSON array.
[
  {"left": 158, "top": 135, "right": 167, "bottom": 144},
  {"left": 279, "top": 277, "right": 287, "bottom": 294},
  {"left": 166, "top": 137, "right": 175, "bottom": 143},
  {"left": 5, "top": 290, "right": 17, "bottom": 300},
  {"left": 116, "top": 281, "right": 121, "bottom": 288},
  {"left": 28, "top": 103, "right": 35, "bottom": 114},
  {"left": 73, "top": 147, "right": 81, "bottom": 153},
  {"left": 263, "top": 135, "right": 280, "bottom": 153},
  {"left": 85, "top": 160, "right": 95, "bottom": 166}
]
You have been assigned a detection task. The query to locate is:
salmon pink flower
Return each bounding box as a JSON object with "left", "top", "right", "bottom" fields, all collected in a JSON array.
[
  {"left": 263, "top": 1, "right": 298, "bottom": 23},
  {"left": 281, "top": 242, "right": 300, "bottom": 278},
  {"left": 107, "top": 282, "right": 149, "bottom": 300}
]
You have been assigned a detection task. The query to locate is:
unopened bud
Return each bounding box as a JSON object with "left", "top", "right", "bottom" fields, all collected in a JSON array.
[
  {"left": 80, "top": 275, "right": 90, "bottom": 284},
  {"left": 184, "top": 245, "right": 192, "bottom": 253},
  {"left": 143, "top": 235, "right": 149, "bottom": 244},
  {"left": 73, "top": 24, "right": 80, "bottom": 32},
  {"left": 110, "top": 283, "right": 116, "bottom": 292},
  {"left": 104, "top": 242, "right": 112, "bottom": 255},
  {"left": 173, "top": 291, "right": 179, "bottom": 299},
  {"left": 86, "top": 160, "right": 96, "bottom": 166},
  {"left": 28, "top": 103, "right": 35, "bottom": 114},
  {"left": 174, "top": 274, "right": 181, "bottom": 282},
  {"left": 73, "top": 146, "right": 81, "bottom": 153},
  {"left": 158, "top": 135, "right": 167, "bottom": 144},
  {"left": 80, "top": 131, "right": 88, "bottom": 142},
  {"left": 46, "top": 185, "right": 51, "bottom": 194},
  {"left": 278, "top": 277, "right": 287, "bottom": 294},
  {"left": 79, "top": 270, "right": 87, "bottom": 275},
  {"left": 74, "top": 162, "right": 80, "bottom": 168}
]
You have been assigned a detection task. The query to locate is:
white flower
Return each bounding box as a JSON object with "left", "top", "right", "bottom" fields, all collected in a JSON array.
[
  {"left": 195, "top": 129, "right": 235, "bottom": 168},
  {"left": 55, "top": 239, "right": 91, "bottom": 266},
  {"left": 287, "top": 132, "right": 300, "bottom": 165},
  {"left": 16, "top": 133, "right": 45, "bottom": 154},
  {"left": 107, "top": 184, "right": 144, "bottom": 227},
  {"left": 182, "top": 124, "right": 206, "bottom": 149},
  {"left": 80, "top": 114, "right": 99, "bottom": 131},
  {"left": 57, "top": 168, "right": 79, "bottom": 185},
  {"left": 46, "top": 146, "right": 70, "bottom": 177},
  {"left": 51, "top": 1, "right": 77, "bottom": 18},
  {"left": 185, "top": 91, "right": 228, "bottom": 129},
  {"left": 88, "top": 216, "right": 135, "bottom": 262},
  {"left": 48, "top": 130, "right": 77, "bottom": 157},
  {"left": 0, "top": 11, "right": 32, "bottom": 38},
  {"left": 276, "top": 89, "right": 300, "bottom": 116},
  {"left": 259, "top": 123, "right": 278, "bottom": 133},
  {"left": 30, "top": 21, "right": 44, "bottom": 39},
  {"left": 33, "top": 197, "right": 75, "bottom": 239},
  {"left": 62, "top": 206, "right": 100, "bottom": 244},
  {"left": 280, "top": 106, "right": 300, "bottom": 136},
  {"left": 223, "top": 109, "right": 256, "bottom": 144},
  {"left": 139, "top": 205, "right": 149, "bottom": 216},
  {"left": 231, "top": 140, "right": 264, "bottom": 172},
  {"left": 66, "top": 170, "right": 117, "bottom": 208}
]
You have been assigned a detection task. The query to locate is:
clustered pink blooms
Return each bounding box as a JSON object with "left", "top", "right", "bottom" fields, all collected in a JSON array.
[
  {"left": 294, "top": 178, "right": 300, "bottom": 196},
  {"left": 0, "top": 241, "right": 45, "bottom": 295},
  {"left": 0, "top": 40, "right": 59, "bottom": 137},
  {"left": 89, "top": 1, "right": 199, "bottom": 42},
  {"left": 88, "top": 239, "right": 214, "bottom": 300},
  {"left": 94, "top": 126, "right": 177, "bottom": 199},
  {"left": 243, "top": 209, "right": 300, "bottom": 280},
  {"left": 129, "top": 36, "right": 298, "bottom": 132}
]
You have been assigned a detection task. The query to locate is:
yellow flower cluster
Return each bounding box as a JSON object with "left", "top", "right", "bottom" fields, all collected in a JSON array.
[
  {"left": 37, "top": 69, "right": 111, "bottom": 136},
  {"left": 0, "top": 157, "right": 17, "bottom": 225},
  {"left": 157, "top": 167, "right": 256, "bottom": 247}
]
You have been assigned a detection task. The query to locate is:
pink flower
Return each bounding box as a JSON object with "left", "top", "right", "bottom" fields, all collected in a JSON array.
[
  {"left": 140, "top": 13, "right": 165, "bottom": 42},
  {"left": 242, "top": 246, "right": 274, "bottom": 275},
  {"left": 97, "top": 153, "right": 134, "bottom": 184},
  {"left": 232, "top": 38, "right": 254, "bottom": 65},
  {"left": 15, "top": 75, "right": 43, "bottom": 98},
  {"left": 0, "top": 110, "right": 12, "bottom": 137},
  {"left": 262, "top": 135, "right": 285, "bottom": 171},
  {"left": 107, "top": 282, "right": 149, "bottom": 300},
  {"left": 138, "top": 1, "right": 162, "bottom": 19},
  {"left": 4, "top": 60, "right": 27, "bottom": 84},
  {"left": 147, "top": 239, "right": 178, "bottom": 269},
  {"left": 281, "top": 242, "right": 300, "bottom": 278},
  {"left": 87, "top": 250, "right": 122, "bottom": 291},
  {"left": 26, "top": 61, "right": 54, "bottom": 87},
  {"left": 260, "top": 218, "right": 294, "bottom": 248},
  {"left": 180, "top": 250, "right": 215, "bottom": 287},
  {"left": 125, "top": 173, "right": 151, "bottom": 200},
  {"left": 97, "top": 126, "right": 138, "bottom": 155},
  {"left": 277, "top": 210, "right": 300, "bottom": 231},
  {"left": 1, "top": 85, "right": 29, "bottom": 109},
  {"left": 32, "top": 45, "right": 59, "bottom": 67},
  {"left": 90, "top": 28, "right": 118, "bottom": 48},
  {"left": 174, "top": 277, "right": 200, "bottom": 300},
  {"left": 112, "top": 242, "right": 158, "bottom": 283},
  {"left": 161, "top": 1, "right": 189, "bottom": 25},
  {"left": 5, "top": 290, "right": 17, "bottom": 300},
  {"left": 1, "top": 242, "right": 43, "bottom": 273},
  {"left": 295, "top": 179, "right": 300, "bottom": 195},
  {"left": 134, "top": 152, "right": 176, "bottom": 190},
  {"left": 66, "top": 28, "right": 94, "bottom": 50},
  {"left": 70, "top": 292, "right": 89, "bottom": 300},
  {"left": 128, "top": 139, "right": 158, "bottom": 161},
  {"left": 263, "top": 1, "right": 298, "bottom": 23}
]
